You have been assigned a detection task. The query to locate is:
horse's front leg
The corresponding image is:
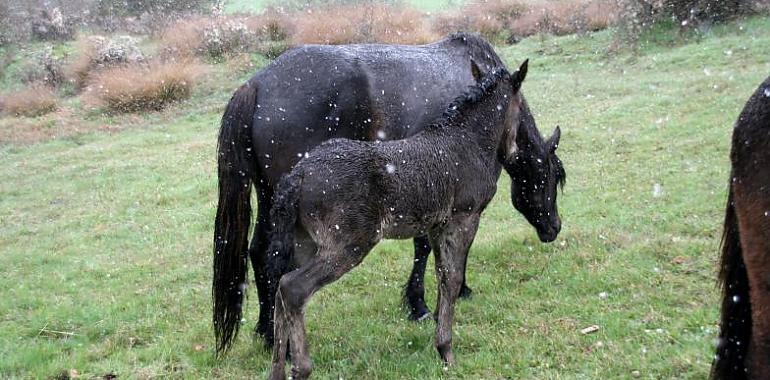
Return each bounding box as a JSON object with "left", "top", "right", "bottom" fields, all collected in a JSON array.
[
  {"left": 429, "top": 214, "right": 480, "bottom": 365},
  {"left": 404, "top": 236, "right": 432, "bottom": 321},
  {"left": 404, "top": 236, "right": 474, "bottom": 321}
]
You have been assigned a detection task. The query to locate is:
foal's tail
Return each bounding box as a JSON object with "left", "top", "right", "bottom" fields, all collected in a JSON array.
[
  {"left": 212, "top": 81, "right": 258, "bottom": 357},
  {"left": 711, "top": 186, "right": 751, "bottom": 380},
  {"left": 265, "top": 171, "right": 302, "bottom": 296}
]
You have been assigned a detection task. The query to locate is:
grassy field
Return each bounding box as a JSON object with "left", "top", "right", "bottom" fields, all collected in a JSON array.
[{"left": 2, "top": 16, "right": 770, "bottom": 379}]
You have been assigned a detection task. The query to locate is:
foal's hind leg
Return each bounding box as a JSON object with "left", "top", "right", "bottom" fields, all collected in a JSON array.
[
  {"left": 269, "top": 245, "right": 372, "bottom": 380},
  {"left": 430, "top": 214, "right": 480, "bottom": 364},
  {"left": 404, "top": 237, "right": 475, "bottom": 321}
]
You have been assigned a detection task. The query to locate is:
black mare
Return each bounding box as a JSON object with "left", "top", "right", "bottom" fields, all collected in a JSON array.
[
  {"left": 260, "top": 63, "right": 556, "bottom": 379},
  {"left": 212, "top": 33, "right": 563, "bottom": 354}
]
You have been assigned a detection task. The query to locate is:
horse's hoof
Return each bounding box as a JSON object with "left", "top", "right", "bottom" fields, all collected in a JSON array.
[
  {"left": 415, "top": 312, "right": 433, "bottom": 322},
  {"left": 459, "top": 285, "right": 473, "bottom": 299}
]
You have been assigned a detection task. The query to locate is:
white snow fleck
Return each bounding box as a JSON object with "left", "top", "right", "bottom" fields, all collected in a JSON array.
[{"left": 652, "top": 183, "right": 663, "bottom": 198}]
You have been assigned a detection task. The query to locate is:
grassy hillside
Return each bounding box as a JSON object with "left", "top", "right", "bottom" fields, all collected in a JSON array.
[{"left": 2, "top": 17, "right": 770, "bottom": 379}]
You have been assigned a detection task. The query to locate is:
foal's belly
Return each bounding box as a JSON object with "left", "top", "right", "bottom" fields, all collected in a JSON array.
[{"left": 379, "top": 210, "right": 445, "bottom": 240}]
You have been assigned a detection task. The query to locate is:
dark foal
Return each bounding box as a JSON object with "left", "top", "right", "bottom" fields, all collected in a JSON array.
[
  {"left": 261, "top": 62, "right": 557, "bottom": 380},
  {"left": 712, "top": 75, "right": 770, "bottom": 380}
]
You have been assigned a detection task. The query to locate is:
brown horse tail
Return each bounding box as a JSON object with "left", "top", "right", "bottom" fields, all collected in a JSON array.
[
  {"left": 711, "top": 185, "right": 751, "bottom": 380},
  {"left": 212, "top": 81, "right": 258, "bottom": 357},
  {"left": 264, "top": 171, "right": 302, "bottom": 306}
]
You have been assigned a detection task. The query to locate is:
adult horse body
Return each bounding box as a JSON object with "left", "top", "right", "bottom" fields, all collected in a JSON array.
[
  {"left": 265, "top": 64, "right": 537, "bottom": 380},
  {"left": 212, "top": 33, "right": 562, "bottom": 354},
  {"left": 712, "top": 76, "right": 770, "bottom": 379}
]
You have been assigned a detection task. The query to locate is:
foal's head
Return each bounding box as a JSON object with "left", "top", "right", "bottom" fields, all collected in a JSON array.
[{"left": 499, "top": 62, "right": 565, "bottom": 243}]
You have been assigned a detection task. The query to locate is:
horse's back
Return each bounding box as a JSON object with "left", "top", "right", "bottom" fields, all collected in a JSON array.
[
  {"left": 731, "top": 76, "right": 770, "bottom": 179},
  {"left": 248, "top": 35, "right": 500, "bottom": 185}
]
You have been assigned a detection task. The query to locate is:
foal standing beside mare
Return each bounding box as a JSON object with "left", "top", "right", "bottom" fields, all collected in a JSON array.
[
  {"left": 712, "top": 75, "right": 770, "bottom": 380},
  {"left": 212, "top": 33, "right": 564, "bottom": 354},
  {"left": 264, "top": 63, "right": 541, "bottom": 380}
]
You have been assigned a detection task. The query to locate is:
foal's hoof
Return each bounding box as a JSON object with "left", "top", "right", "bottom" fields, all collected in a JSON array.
[
  {"left": 407, "top": 306, "right": 432, "bottom": 322},
  {"left": 459, "top": 285, "right": 473, "bottom": 299}
]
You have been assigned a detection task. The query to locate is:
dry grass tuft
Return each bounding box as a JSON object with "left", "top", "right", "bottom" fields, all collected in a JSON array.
[
  {"left": 1, "top": 85, "right": 58, "bottom": 117},
  {"left": 291, "top": 4, "right": 437, "bottom": 45},
  {"left": 86, "top": 61, "right": 205, "bottom": 113},
  {"left": 65, "top": 35, "right": 146, "bottom": 90},
  {"left": 509, "top": 0, "right": 620, "bottom": 37},
  {"left": 434, "top": 0, "right": 619, "bottom": 42}
]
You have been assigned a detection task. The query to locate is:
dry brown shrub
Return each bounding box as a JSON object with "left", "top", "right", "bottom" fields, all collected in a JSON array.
[
  {"left": 509, "top": 0, "right": 619, "bottom": 37},
  {"left": 86, "top": 61, "right": 205, "bottom": 113},
  {"left": 433, "top": 0, "right": 527, "bottom": 43},
  {"left": 159, "top": 16, "right": 207, "bottom": 58},
  {"left": 65, "top": 35, "right": 145, "bottom": 90},
  {"left": 1, "top": 85, "right": 58, "bottom": 117},
  {"left": 583, "top": 0, "right": 620, "bottom": 31},
  {"left": 65, "top": 37, "right": 100, "bottom": 89},
  {"left": 243, "top": 9, "right": 295, "bottom": 41},
  {"left": 160, "top": 14, "right": 291, "bottom": 59},
  {"left": 292, "top": 4, "right": 437, "bottom": 45}
]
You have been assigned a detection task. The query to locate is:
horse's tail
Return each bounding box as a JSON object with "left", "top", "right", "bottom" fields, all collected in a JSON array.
[
  {"left": 212, "top": 81, "right": 258, "bottom": 357},
  {"left": 711, "top": 185, "right": 751, "bottom": 380},
  {"left": 265, "top": 171, "right": 302, "bottom": 296}
]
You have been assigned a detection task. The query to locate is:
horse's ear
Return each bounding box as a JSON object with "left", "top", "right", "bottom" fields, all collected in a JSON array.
[
  {"left": 470, "top": 59, "right": 483, "bottom": 83},
  {"left": 511, "top": 59, "right": 528, "bottom": 92},
  {"left": 548, "top": 125, "right": 561, "bottom": 153}
]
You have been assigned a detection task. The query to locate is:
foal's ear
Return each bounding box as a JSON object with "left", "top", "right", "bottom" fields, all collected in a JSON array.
[
  {"left": 548, "top": 125, "right": 561, "bottom": 153},
  {"left": 511, "top": 59, "right": 529, "bottom": 92},
  {"left": 470, "top": 59, "right": 483, "bottom": 83}
]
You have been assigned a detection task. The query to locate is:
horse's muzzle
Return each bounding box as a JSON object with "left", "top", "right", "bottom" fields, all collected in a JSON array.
[{"left": 537, "top": 219, "right": 561, "bottom": 243}]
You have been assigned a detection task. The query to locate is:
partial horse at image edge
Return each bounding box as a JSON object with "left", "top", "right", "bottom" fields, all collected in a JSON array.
[{"left": 712, "top": 75, "right": 770, "bottom": 380}]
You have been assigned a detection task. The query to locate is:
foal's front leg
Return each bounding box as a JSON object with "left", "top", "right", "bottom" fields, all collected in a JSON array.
[{"left": 430, "top": 214, "right": 480, "bottom": 364}]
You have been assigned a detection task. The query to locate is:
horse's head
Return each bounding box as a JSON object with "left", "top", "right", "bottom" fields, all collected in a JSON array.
[{"left": 499, "top": 61, "right": 566, "bottom": 243}]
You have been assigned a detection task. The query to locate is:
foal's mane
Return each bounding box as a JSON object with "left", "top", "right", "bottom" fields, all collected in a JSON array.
[{"left": 428, "top": 67, "right": 510, "bottom": 131}]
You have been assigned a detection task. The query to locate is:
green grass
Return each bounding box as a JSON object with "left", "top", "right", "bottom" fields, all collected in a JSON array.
[{"left": 2, "top": 16, "right": 770, "bottom": 379}]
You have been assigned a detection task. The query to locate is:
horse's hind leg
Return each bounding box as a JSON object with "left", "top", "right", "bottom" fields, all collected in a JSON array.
[
  {"left": 250, "top": 187, "right": 274, "bottom": 343},
  {"left": 430, "top": 214, "right": 480, "bottom": 365},
  {"left": 269, "top": 245, "right": 371, "bottom": 380},
  {"left": 734, "top": 184, "right": 770, "bottom": 377}
]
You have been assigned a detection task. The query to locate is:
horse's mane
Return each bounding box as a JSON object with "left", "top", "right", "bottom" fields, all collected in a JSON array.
[{"left": 428, "top": 67, "right": 510, "bottom": 130}]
